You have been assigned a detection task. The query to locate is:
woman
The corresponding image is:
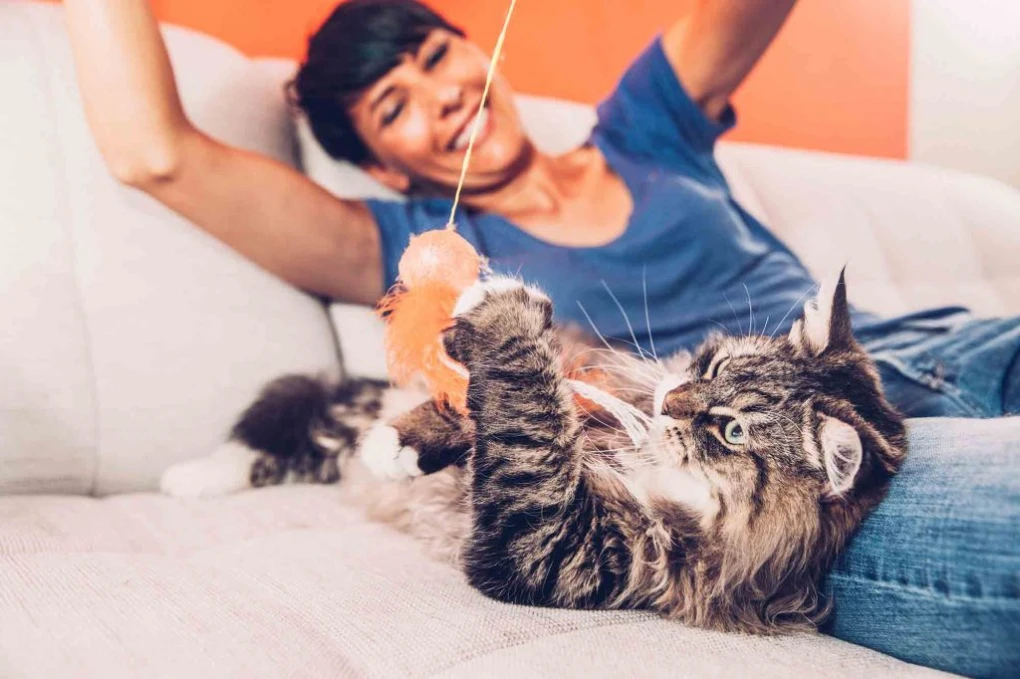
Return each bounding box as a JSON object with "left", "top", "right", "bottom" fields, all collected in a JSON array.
[{"left": 65, "top": 0, "right": 1018, "bottom": 675}]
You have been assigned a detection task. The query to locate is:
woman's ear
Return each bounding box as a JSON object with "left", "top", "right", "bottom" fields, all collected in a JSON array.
[{"left": 365, "top": 163, "right": 411, "bottom": 193}]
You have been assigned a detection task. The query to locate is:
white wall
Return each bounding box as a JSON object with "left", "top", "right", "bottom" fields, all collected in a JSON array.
[{"left": 910, "top": 0, "right": 1020, "bottom": 187}]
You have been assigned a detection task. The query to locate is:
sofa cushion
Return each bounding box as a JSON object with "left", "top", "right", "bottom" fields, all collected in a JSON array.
[
  {"left": 0, "top": 486, "right": 953, "bottom": 678},
  {"left": 0, "top": 4, "right": 340, "bottom": 495},
  {"left": 714, "top": 143, "right": 1020, "bottom": 318}
]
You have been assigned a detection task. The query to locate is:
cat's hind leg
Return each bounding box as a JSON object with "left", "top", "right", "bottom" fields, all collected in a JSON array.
[{"left": 160, "top": 376, "right": 385, "bottom": 498}]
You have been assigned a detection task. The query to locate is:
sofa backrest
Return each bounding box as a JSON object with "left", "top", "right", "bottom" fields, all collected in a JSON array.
[{"left": 0, "top": 4, "right": 340, "bottom": 495}]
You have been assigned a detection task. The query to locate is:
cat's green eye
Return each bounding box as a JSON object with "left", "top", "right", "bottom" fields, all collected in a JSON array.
[{"left": 723, "top": 419, "right": 747, "bottom": 445}]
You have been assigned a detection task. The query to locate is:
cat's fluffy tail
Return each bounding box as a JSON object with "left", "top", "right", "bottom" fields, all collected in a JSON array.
[{"left": 160, "top": 375, "right": 387, "bottom": 497}]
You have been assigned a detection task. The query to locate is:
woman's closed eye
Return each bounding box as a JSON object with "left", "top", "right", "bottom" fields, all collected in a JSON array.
[
  {"left": 379, "top": 43, "right": 448, "bottom": 128},
  {"left": 381, "top": 100, "right": 406, "bottom": 127},
  {"left": 423, "top": 42, "right": 449, "bottom": 70}
]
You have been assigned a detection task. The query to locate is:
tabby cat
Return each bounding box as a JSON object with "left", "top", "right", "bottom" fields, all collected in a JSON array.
[{"left": 161, "top": 273, "right": 906, "bottom": 633}]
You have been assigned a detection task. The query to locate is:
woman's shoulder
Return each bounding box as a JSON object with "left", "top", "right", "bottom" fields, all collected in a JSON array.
[{"left": 592, "top": 36, "right": 734, "bottom": 172}]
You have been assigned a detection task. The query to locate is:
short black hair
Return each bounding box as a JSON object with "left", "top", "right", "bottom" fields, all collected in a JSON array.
[{"left": 290, "top": 0, "right": 465, "bottom": 165}]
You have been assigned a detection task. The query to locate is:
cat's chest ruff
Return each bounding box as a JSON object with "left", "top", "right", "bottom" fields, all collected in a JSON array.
[{"left": 627, "top": 464, "right": 720, "bottom": 530}]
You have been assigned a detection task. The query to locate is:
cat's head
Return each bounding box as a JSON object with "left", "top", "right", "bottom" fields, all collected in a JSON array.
[{"left": 649, "top": 271, "right": 906, "bottom": 628}]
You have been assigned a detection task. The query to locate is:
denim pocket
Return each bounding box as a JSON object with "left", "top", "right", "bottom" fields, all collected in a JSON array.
[{"left": 870, "top": 352, "right": 987, "bottom": 419}]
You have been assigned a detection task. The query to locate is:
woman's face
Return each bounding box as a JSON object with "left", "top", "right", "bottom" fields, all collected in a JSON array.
[{"left": 348, "top": 29, "right": 531, "bottom": 195}]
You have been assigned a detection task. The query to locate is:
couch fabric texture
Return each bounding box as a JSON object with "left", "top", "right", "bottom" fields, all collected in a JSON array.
[{"left": 0, "top": 487, "right": 956, "bottom": 678}]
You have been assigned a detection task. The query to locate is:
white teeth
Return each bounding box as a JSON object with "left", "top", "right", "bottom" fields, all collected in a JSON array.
[{"left": 453, "top": 107, "right": 489, "bottom": 151}]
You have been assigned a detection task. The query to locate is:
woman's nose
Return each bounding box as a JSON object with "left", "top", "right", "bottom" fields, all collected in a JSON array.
[{"left": 435, "top": 83, "right": 463, "bottom": 117}]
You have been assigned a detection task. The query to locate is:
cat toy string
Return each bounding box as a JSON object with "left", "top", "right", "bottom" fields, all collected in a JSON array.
[
  {"left": 448, "top": 0, "right": 649, "bottom": 446},
  {"left": 446, "top": 0, "right": 518, "bottom": 229}
]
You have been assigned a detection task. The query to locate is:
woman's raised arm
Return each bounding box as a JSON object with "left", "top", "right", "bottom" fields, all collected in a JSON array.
[{"left": 64, "top": 0, "right": 384, "bottom": 304}]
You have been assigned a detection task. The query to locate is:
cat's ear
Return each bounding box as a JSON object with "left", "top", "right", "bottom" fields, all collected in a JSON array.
[
  {"left": 816, "top": 413, "right": 863, "bottom": 496},
  {"left": 788, "top": 268, "right": 855, "bottom": 356}
]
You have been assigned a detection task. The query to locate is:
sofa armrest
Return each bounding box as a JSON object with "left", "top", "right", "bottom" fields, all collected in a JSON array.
[{"left": 329, "top": 304, "right": 390, "bottom": 381}]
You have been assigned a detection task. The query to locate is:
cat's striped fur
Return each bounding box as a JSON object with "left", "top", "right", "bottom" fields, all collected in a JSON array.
[{"left": 162, "top": 273, "right": 906, "bottom": 634}]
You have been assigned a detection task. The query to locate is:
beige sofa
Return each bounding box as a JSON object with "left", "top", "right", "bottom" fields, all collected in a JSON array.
[{"left": 3, "top": 3, "right": 1019, "bottom": 677}]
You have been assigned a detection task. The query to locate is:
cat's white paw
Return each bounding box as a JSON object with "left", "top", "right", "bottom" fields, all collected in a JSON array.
[
  {"left": 159, "top": 441, "right": 259, "bottom": 498},
  {"left": 359, "top": 424, "right": 423, "bottom": 482},
  {"left": 453, "top": 276, "right": 546, "bottom": 318}
]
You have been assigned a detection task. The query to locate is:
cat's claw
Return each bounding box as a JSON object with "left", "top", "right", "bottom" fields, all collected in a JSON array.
[
  {"left": 359, "top": 424, "right": 423, "bottom": 482},
  {"left": 453, "top": 276, "right": 548, "bottom": 318}
]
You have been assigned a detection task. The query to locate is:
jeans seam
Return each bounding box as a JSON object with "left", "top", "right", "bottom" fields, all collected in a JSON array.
[
  {"left": 873, "top": 355, "right": 987, "bottom": 418},
  {"left": 827, "top": 571, "right": 1019, "bottom": 603},
  {"left": 1002, "top": 342, "right": 1020, "bottom": 415}
]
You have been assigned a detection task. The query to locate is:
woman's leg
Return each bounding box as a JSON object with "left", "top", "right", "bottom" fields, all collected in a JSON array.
[
  {"left": 863, "top": 316, "right": 1020, "bottom": 419},
  {"left": 823, "top": 416, "right": 1020, "bottom": 678}
]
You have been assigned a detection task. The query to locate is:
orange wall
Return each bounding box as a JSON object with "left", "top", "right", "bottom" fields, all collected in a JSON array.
[{"left": 147, "top": 0, "right": 909, "bottom": 158}]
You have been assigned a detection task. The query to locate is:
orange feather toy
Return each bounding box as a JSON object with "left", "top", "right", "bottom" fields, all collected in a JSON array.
[{"left": 376, "top": 230, "right": 482, "bottom": 413}]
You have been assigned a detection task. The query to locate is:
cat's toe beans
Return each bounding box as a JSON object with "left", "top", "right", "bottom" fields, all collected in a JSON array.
[{"left": 359, "top": 424, "right": 421, "bottom": 481}]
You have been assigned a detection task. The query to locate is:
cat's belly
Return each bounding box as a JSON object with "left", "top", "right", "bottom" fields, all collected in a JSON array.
[{"left": 340, "top": 457, "right": 470, "bottom": 565}]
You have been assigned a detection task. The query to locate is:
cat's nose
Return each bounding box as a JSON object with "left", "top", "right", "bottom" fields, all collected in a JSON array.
[{"left": 662, "top": 384, "right": 705, "bottom": 419}]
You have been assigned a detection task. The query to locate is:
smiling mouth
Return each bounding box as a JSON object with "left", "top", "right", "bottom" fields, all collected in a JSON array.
[{"left": 448, "top": 105, "right": 491, "bottom": 152}]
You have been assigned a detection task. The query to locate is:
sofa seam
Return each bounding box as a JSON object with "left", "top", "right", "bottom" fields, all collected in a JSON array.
[{"left": 28, "top": 6, "right": 105, "bottom": 496}]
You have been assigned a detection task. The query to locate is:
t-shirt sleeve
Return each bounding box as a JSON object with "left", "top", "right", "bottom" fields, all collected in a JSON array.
[
  {"left": 365, "top": 198, "right": 449, "bottom": 290},
  {"left": 594, "top": 36, "right": 736, "bottom": 169}
]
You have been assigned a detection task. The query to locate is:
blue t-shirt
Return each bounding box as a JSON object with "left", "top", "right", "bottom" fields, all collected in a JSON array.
[{"left": 366, "top": 38, "right": 867, "bottom": 357}]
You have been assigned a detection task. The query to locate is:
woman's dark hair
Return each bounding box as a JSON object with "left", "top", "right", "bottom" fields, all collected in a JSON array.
[{"left": 290, "top": 0, "right": 464, "bottom": 165}]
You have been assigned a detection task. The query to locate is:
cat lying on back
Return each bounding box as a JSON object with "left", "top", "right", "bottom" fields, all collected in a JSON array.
[{"left": 162, "top": 273, "right": 906, "bottom": 633}]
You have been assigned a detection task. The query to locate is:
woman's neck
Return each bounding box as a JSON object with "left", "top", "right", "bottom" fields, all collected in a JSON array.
[{"left": 462, "top": 146, "right": 591, "bottom": 221}]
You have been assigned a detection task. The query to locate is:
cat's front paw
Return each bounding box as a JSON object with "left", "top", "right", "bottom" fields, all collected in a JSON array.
[
  {"left": 453, "top": 276, "right": 541, "bottom": 317},
  {"left": 451, "top": 276, "right": 552, "bottom": 352},
  {"left": 359, "top": 424, "right": 423, "bottom": 482}
]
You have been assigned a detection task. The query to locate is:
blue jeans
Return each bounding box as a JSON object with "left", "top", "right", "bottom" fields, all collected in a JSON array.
[{"left": 824, "top": 314, "right": 1020, "bottom": 677}]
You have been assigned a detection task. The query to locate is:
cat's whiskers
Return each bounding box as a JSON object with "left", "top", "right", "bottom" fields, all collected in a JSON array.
[
  {"left": 724, "top": 293, "right": 744, "bottom": 337},
  {"left": 572, "top": 362, "right": 663, "bottom": 390},
  {"left": 572, "top": 346, "right": 667, "bottom": 378},
  {"left": 642, "top": 266, "right": 659, "bottom": 361},
  {"left": 600, "top": 280, "right": 657, "bottom": 365},
  {"left": 743, "top": 283, "right": 756, "bottom": 337},
  {"left": 708, "top": 320, "right": 728, "bottom": 337},
  {"left": 578, "top": 410, "right": 630, "bottom": 435},
  {"left": 569, "top": 362, "right": 665, "bottom": 397},
  {"left": 571, "top": 354, "right": 661, "bottom": 373},
  {"left": 769, "top": 284, "right": 816, "bottom": 340},
  {"left": 578, "top": 302, "right": 631, "bottom": 359}
]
